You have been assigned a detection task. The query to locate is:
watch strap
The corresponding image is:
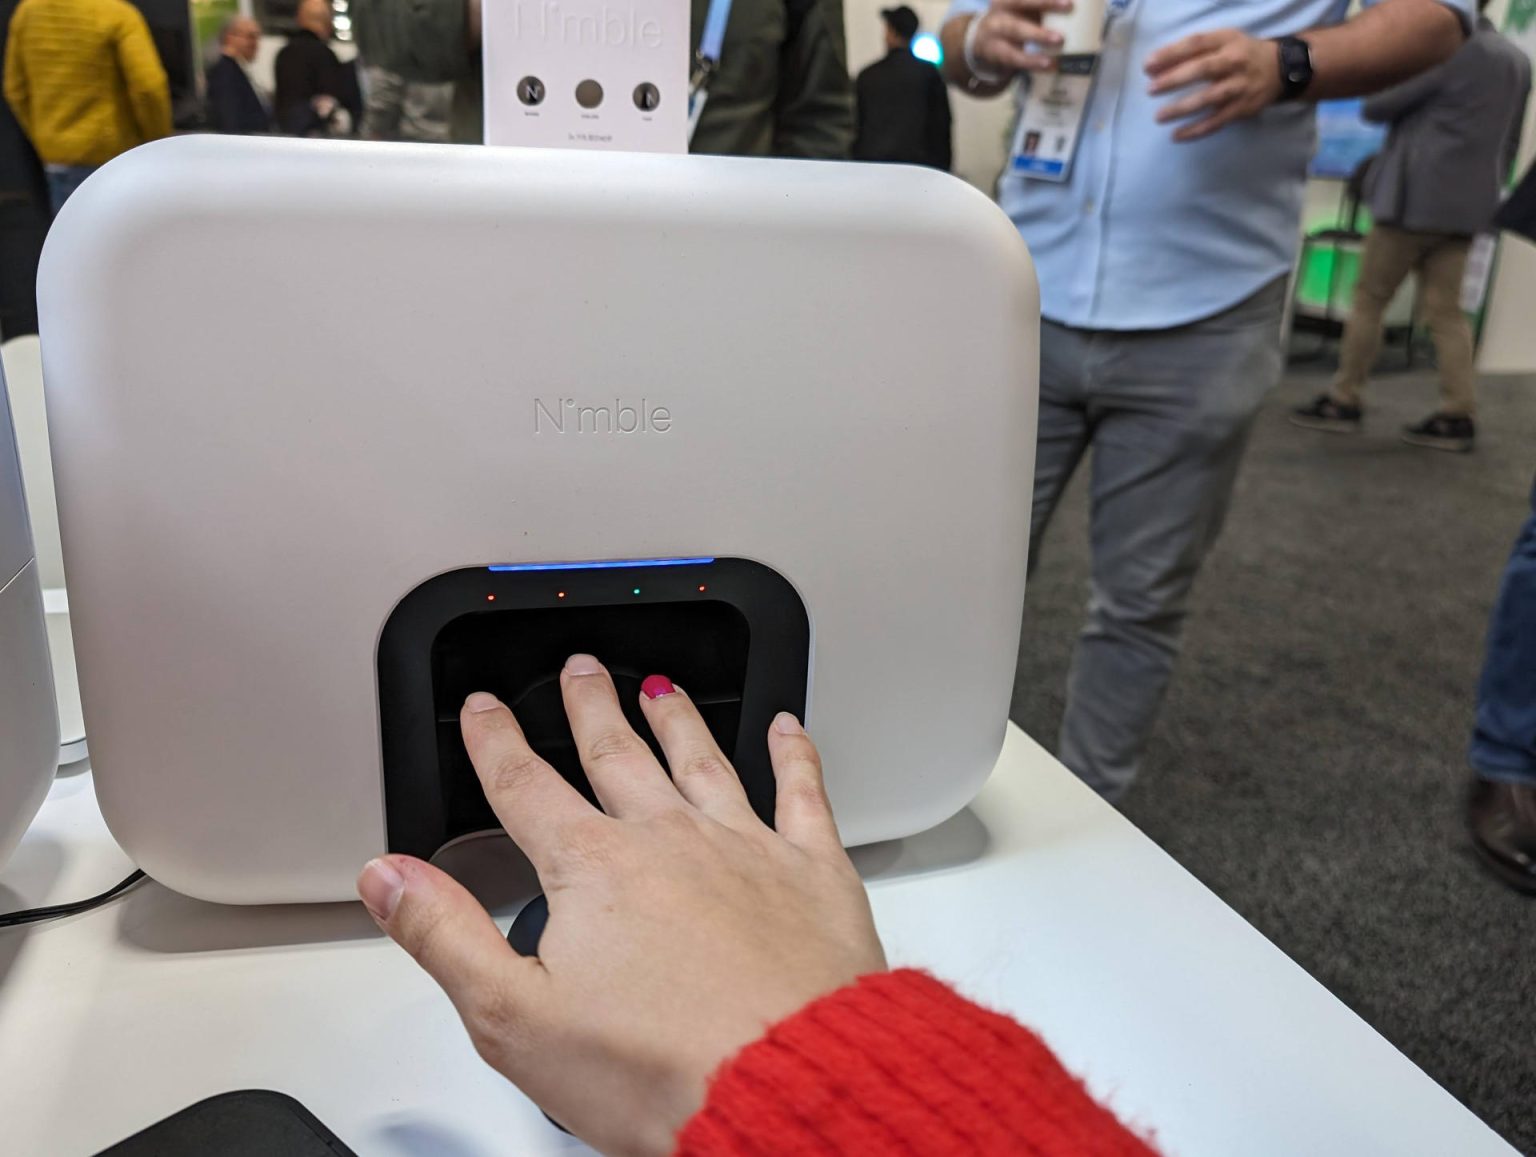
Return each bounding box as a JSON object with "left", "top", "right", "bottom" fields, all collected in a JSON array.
[{"left": 1275, "top": 36, "right": 1313, "bottom": 103}]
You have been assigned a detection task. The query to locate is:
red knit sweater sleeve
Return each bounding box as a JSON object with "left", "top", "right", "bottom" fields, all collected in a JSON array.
[{"left": 675, "top": 969, "right": 1159, "bottom": 1156}]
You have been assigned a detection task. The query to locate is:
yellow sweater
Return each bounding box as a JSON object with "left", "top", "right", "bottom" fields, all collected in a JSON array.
[{"left": 3, "top": 0, "right": 172, "bottom": 167}]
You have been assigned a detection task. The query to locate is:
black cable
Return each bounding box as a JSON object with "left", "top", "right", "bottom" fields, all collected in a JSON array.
[{"left": 0, "top": 869, "right": 147, "bottom": 928}]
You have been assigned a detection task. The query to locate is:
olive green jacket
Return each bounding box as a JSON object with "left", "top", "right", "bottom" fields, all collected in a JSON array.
[{"left": 353, "top": 0, "right": 853, "bottom": 157}]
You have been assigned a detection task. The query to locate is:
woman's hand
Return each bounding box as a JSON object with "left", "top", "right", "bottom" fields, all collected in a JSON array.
[{"left": 357, "top": 654, "right": 887, "bottom": 1157}]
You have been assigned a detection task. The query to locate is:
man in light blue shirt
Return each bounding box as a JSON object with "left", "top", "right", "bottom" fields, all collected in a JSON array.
[{"left": 940, "top": 0, "right": 1471, "bottom": 800}]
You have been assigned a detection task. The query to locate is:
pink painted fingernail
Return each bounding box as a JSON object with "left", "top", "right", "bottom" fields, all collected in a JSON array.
[
  {"left": 464, "top": 692, "right": 502, "bottom": 713},
  {"left": 641, "top": 674, "right": 676, "bottom": 700},
  {"left": 358, "top": 857, "right": 405, "bottom": 921},
  {"left": 773, "top": 712, "right": 804, "bottom": 735},
  {"left": 565, "top": 653, "right": 603, "bottom": 676}
]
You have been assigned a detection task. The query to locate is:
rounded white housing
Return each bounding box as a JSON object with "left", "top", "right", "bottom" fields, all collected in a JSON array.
[{"left": 40, "top": 138, "right": 1039, "bottom": 903}]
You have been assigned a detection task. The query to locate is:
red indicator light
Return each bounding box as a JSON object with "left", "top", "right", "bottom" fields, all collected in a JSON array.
[
  {"left": 698, "top": 585, "right": 707, "bottom": 592},
  {"left": 557, "top": 591, "right": 567, "bottom": 599},
  {"left": 486, "top": 594, "right": 496, "bottom": 602}
]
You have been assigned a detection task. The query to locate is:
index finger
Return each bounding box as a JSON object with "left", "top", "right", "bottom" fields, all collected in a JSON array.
[
  {"left": 1145, "top": 31, "right": 1223, "bottom": 76},
  {"left": 1147, "top": 45, "right": 1239, "bottom": 96},
  {"left": 460, "top": 691, "right": 603, "bottom": 869}
]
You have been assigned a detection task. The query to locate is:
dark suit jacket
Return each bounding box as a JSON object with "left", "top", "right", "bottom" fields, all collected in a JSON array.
[
  {"left": 1363, "top": 17, "right": 1532, "bottom": 236},
  {"left": 206, "top": 55, "right": 270, "bottom": 135},
  {"left": 273, "top": 30, "right": 362, "bottom": 136},
  {"left": 852, "top": 49, "right": 951, "bottom": 171}
]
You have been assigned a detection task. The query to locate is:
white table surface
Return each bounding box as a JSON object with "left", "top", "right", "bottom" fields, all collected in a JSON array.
[{"left": 0, "top": 724, "right": 1513, "bottom": 1157}]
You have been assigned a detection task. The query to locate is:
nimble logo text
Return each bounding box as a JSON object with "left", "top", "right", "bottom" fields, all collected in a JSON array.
[
  {"left": 534, "top": 397, "right": 673, "bottom": 434},
  {"left": 510, "top": 1, "right": 664, "bottom": 49}
]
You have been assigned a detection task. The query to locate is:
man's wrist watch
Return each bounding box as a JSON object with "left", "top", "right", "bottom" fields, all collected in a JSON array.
[{"left": 1274, "top": 36, "right": 1314, "bottom": 103}]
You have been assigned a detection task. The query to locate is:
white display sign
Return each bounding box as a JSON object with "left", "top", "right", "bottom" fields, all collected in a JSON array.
[{"left": 482, "top": 0, "right": 689, "bottom": 153}]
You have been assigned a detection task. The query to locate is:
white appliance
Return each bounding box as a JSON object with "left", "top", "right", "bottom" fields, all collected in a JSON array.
[
  {"left": 0, "top": 360, "right": 58, "bottom": 870},
  {"left": 3, "top": 335, "right": 89, "bottom": 765},
  {"left": 39, "top": 136, "right": 1038, "bottom": 904}
]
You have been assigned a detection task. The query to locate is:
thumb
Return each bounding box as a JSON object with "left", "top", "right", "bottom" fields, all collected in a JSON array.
[{"left": 358, "top": 855, "right": 547, "bottom": 1048}]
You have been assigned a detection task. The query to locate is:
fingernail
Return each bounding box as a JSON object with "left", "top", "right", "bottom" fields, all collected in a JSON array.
[
  {"left": 565, "top": 653, "right": 603, "bottom": 676},
  {"left": 359, "top": 857, "right": 405, "bottom": 921},
  {"left": 641, "top": 674, "right": 676, "bottom": 700},
  {"left": 464, "top": 691, "right": 502, "bottom": 713},
  {"left": 773, "top": 711, "right": 804, "bottom": 735}
]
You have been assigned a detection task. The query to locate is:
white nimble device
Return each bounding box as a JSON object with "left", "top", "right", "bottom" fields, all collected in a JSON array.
[
  {"left": 40, "top": 137, "right": 1038, "bottom": 904},
  {"left": 0, "top": 363, "right": 57, "bottom": 870}
]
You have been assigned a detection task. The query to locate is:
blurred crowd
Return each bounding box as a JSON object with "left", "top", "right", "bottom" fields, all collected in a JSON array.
[
  {"left": 3, "top": 0, "right": 455, "bottom": 216},
  {"left": 0, "top": 0, "right": 956, "bottom": 214}
]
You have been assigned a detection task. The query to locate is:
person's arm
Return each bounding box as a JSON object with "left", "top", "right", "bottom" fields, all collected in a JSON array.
[
  {"left": 772, "top": 0, "right": 856, "bottom": 158},
  {"left": 205, "top": 62, "right": 235, "bottom": 133},
  {"left": 351, "top": 0, "right": 474, "bottom": 84},
  {"left": 114, "top": 8, "right": 172, "bottom": 143},
  {"left": 338, "top": 59, "right": 363, "bottom": 125},
  {"left": 357, "top": 656, "right": 1161, "bottom": 1156},
  {"left": 3, "top": 20, "right": 32, "bottom": 142},
  {"left": 1145, "top": 0, "right": 1468, "bottom": 142},
  {"left": 928, "top": 68, "right": 953, "bottom": 170},
  {"left": 204, "top": 64, "right": 226, "bottom": 133},
  {"left": 275, "top": 47, "right": 325, "bottom": 135},
  {"left": 681, "top": 970, "right": 1158, "bottom": 1154}
]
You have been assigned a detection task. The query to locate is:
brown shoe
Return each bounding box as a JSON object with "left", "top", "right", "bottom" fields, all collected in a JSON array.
[{"left": 1467, "top": 779, "right": 1536, "bottom": 895}]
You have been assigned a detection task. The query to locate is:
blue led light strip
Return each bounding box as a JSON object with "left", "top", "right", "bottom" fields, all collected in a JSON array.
[{"left": 487, "top": 557, "right": 716, "bottom": 573}]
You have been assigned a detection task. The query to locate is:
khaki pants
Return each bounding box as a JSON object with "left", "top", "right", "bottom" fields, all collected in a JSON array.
[{"left": 1331, "top": 224, "right": 1476, "bottom": 416}]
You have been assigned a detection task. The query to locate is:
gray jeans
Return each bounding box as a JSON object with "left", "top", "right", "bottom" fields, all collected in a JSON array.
[{"left": 1031, "top": 277, "right": 1287, "bottom": 800}]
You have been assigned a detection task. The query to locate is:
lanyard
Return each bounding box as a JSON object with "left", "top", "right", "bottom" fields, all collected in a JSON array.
[{"left": 688, "top": 0, "right": 735, "bottom": 142}]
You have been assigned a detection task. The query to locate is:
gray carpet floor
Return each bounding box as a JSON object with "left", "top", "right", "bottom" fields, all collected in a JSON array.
[{"left": 1012, "top": 356, "right": 1536, "bottom": 1153}]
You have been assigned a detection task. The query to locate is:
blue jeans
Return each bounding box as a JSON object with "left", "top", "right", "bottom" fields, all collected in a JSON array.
[
  {"left": 45, "top": 164, "right": 96, "bottom": 215},
  {"left": 1470, "top": 476, "right": 1536, "bottom": 785}
]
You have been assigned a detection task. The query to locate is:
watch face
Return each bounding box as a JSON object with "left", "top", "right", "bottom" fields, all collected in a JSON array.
[{"left": 1279, "top": 38, "right": 1311, "bottom": 95}]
